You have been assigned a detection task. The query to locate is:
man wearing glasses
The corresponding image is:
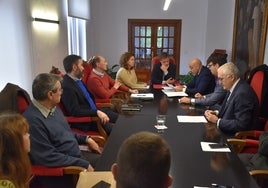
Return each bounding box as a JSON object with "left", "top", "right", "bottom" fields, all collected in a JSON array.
[
  {"left": 179, "top": 53, "right": 227, "bottom": 110},
  {"left": 204, "top": 62, "right": 261, "bottom": 136}
]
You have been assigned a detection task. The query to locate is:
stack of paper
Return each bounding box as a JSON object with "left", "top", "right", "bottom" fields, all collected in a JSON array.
[
  {"left": 177, "top": 115, "right": 207, "bottom": 123},
  {"left": 162, "top": 90, "right": 188, "bottom": 97},
  {"left": 130, "top": 93, "right": 154, "bottom": 99}
]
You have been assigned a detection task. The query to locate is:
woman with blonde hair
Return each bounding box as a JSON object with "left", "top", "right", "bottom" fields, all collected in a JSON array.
[
  {"left": 0, "top": 113, "right": 31, "bottom": 188},
  {"left": 116, "top": 52, "right": 147, "bottom": 89}
]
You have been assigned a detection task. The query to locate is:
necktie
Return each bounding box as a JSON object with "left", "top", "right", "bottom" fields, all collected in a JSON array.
[
  {"left": 218, "top": 91, "right": 231, "bottom": 117},
  {"left": 76, "top": 80, "right": 97, "bottom": 110}
]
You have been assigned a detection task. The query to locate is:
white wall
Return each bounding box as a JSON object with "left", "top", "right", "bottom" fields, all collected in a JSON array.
[
  {"left": 206, "top": 0, "right": 235, "bottom": 62},
  {"left": 89, "top": 0, "right": 235, "bottom": 74},
  {"left": 0, "top": 0, "right": 238, "bottom": 94},
  {"left": 0, "top": 0, "right": 33, "bottom": 92}
]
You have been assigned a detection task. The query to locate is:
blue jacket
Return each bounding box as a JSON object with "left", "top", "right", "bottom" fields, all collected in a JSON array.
[{"left": 186, "top": 66, "right": 215, "bottom": 97}]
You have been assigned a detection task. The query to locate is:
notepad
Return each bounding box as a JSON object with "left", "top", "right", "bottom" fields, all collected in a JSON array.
[{"left": 177, "top": 115, "right": 207, "bottom": 123}]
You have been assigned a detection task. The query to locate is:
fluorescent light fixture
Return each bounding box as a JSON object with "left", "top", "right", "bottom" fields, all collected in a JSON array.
[
  {"left": 163, "top": 0, "right": 172, "bottom": 11},
  {"left": 33, "top": 17, "right": 59, "bottom": 24}
]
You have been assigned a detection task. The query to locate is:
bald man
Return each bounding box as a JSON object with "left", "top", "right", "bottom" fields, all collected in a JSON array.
[{"left": 175, "top": 58, "right": 215, "bottom": 97}]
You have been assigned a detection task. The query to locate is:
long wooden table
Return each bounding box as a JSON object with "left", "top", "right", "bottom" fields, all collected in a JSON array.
[{"left": 90, "top": 90, "right": 259, "bottom": 187}]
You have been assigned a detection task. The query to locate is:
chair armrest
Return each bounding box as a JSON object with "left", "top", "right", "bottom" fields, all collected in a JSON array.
[
  {"left": 250, "top": 170, "right": 268, "bottom": 179},
  {"left": 227, "top": 138, "right": 259, "bottom": 153},
  {"left": 91, "top": 135, "right": 106, "bottom": 147},
  {"left": 227, "top": 138, "right": 247, "bottom": 153},
  {"left": 63, "top": 166, "right": 86, "bottom": 174},
  {"left": 235, "top": 130, "right": 263, "bottom": 139}
]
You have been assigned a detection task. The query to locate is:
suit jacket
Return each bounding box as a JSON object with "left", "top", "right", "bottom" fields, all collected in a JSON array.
[
  {"left": 195, "top": 79, "right": 227, "bottom": 109},
  {"left": 186, "top": 66, "right": 215, "bottom": 97},
  {"left": 150, "top": 62, "right": 176, "bottom": 84},
  {"left": 218, "top": 79, "right": 260, "bottom": 135},
  {"left": 0, "top": 83, "right": 31, "bottom": 113},
  {"left": 61, "top": 74, "right": 98, "bottom": 117}
]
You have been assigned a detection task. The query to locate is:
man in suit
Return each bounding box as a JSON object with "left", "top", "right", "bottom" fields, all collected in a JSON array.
[
  {"left": 179, "top": 53, "right": 227, "bottom": 110},
  {"left": 204, "top": 62, "right": 260, "bottom": 136},
  {"left": 150, "top": 52, "right": 176, "bottom": 85},
  {"left": 175, "top": 58, "right": 216, "bottom": 97},
  {"left": 61, "top": 55, "right": 118, "bottom": 135}
]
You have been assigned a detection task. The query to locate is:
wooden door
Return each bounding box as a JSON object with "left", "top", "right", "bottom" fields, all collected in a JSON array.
[{"left": 128, "top": 19, "right": 181, "bottom": 82}]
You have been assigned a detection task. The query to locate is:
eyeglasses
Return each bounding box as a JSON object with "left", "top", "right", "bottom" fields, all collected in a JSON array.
[
  {"left": 218, "top": 75, "right": 231, "bottom": 81},
  {"left": 207, "top": 63, "right": 214, "bottom": 68}
]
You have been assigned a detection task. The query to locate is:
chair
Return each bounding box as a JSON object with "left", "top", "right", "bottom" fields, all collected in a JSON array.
[
  {"left": 150, "top": 56, "right": 175, "bottom": 72},
  {"left": 82, "top": 62, "right": 129, "bottom": 110},
  {"left": 3, "top": 83, "right": 103, "bottom": 188},
  {"left": 57, "top": 101, "right": 108, "bottom": 141}
]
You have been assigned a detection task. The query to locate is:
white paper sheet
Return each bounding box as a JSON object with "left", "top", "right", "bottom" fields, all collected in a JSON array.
[
  {"left": 130, "top": 93, "right": 154, "bottom": 99},
  {"left": 200, "top": 142, "right": 231, "bottom": 152},
  {"left": 154, "top": 125, "right": 168, "bottom": 130},
  {"left": 163, "top": 90, "right": 188, "bottom": 97},
  {"left": 177, "top": 115, "right": 207, "bottom": 123}
]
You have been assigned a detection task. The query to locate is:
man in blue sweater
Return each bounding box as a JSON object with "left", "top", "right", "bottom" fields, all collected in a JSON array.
[{"left": 23, "top": 73, "right": 101, "bottom": 187}]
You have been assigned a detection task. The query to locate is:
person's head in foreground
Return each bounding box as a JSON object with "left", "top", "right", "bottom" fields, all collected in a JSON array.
[
  {"left": 111, "top": 131, "right": 172, "bottom": 188},
  {"left": 0, "top": 113, "right": 31, "bottom": 188}
]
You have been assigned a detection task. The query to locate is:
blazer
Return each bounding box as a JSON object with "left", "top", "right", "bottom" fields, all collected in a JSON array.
[
  {"left": 61, "top": 74, "right": 98, "bottom": 117},
  {"left": 186, "top": 66, "right": 216, "bottom": 97},
  {"left": 150, "top": 62, "right": 176, "bottom": 84},
  {"left": 195, "top": 79, "right": 227, "bottom": 109},
  {"left": 218, "top": 79, "right": 260, "bottom": 135}
]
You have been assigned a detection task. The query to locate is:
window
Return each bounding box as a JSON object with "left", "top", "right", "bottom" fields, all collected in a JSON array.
[{"left": 67, "top": 17, "right": 87, "bottom": 59}]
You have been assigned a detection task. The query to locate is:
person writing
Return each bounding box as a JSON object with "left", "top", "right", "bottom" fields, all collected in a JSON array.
[
  {"left": 175, "top": 58, "right": 215, "bottom": 97},
  {"left": 179, "top": 53, "right": 227, "bottom": 110},
  {"left": 0, "top": 113, "right": 31, "bottom": 188},
  {"left": 116, "top": 52, "right": 147, "bottom": 89},
  {"left": 111, "top": 131, "right": 173, "bottom": 188}
]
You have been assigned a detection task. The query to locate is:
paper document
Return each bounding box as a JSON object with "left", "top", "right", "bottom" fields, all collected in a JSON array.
[
  {"left": 163, "top": 90, "right": 188, "bottom": 97},
  {"left": 130, "top": 93, "right": 154, "bottom": 99},
  {"left": 177, "top": 115, "right": 207, "bottom": 123},
  {"left": 200, "top": 142, "right": 231, "bottom": 152}
]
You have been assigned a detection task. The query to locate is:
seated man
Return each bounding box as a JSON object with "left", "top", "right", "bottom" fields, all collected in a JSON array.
[
  {"left": 23, "top": 73, "right": 101, "bottom": 187},
  {"left": 111, "top": 131, "right": 172, "bottom": 188},
  {"left": 175, "top": 58, "right": 216, "bottom": 97},
  {"left": 61, "top": 55, "right": 118, "bottom": 135},
  {"left": 86, "top": 55, "right": 138, "bottom": 99},
  {"left": 239, "top": 131, "right": 268, "bottom": 171},
  {"left": 204, "top": 62, "right": 260, "bottom": 136},
  {"left": 179, "top": 53, "right": 227, "bottom": 110},
  {"left": 150, "top": 52, "right": 176, "bottom": 85}
]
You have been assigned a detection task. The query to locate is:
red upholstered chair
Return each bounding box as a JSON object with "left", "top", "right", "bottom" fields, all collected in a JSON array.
[
  {"left": 82, "top": 62, "right": 128, "bottom": 111},
  {"left": 150, "top": 56, "right": 175, "bottom": 72},
  {"left": 12, "top": 84, "right": 105, "bottom": 188}
]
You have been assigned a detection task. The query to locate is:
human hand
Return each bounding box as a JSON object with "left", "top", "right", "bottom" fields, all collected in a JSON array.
[
  {"left": 204, "top": 110, "right": 218, "bottom": 123},
  {"left": 97, "top": 110, "right": 110, "bottom": 124},
  {"left": 87, "top": 137, "right": 102, "bottom": 154},
  {"left": 113, "top": 80, "right": 122, "bottom": 89},
  {"left": 174, "top": 85, "right": 184, "bottom": 92},
  {"left": 194, "top": 93, "right": 203, "bottom": 99},
  {"left": 87, "top": 164, "right": 94, "bottom": 172},
  {"left": 179, "top": 97, "right": 190, "bottom": 104},
  {"left": 129, "top": 89, "right": 138, "bottom": 94},
  {"left": 166, "top": 77, "right": 175, "bottom": 84}
]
